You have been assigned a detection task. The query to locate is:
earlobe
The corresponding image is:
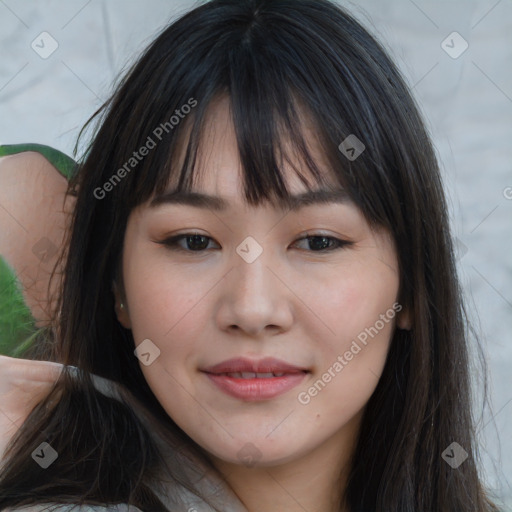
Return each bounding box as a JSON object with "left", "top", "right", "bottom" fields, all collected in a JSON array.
[
  {"left": 112, "top": 280, "right": 132, "bottom": 329},
  {"left": 397, "top": 307, "right": 412, "bottom": 330}
]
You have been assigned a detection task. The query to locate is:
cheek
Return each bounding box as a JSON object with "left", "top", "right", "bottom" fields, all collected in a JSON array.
[
  {"left": 298, "top": 260, "right": 399, "bottom": 354},
  {"left": 295, "top": 261, "right": 399, "bottom": 421},
  {"left": 124, "top": 260, "right": 210, "bottom": 409},
  {"left": 124, "top": 255, "right": 213, "bottom": 342}
]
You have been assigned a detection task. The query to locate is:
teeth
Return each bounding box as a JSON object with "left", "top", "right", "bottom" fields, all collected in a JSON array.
[{"left": 222, "top": 372, "right": 287, "bottom": 378}]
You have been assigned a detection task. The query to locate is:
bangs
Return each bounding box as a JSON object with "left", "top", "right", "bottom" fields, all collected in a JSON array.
[{"left": 149, "top": 89, "right": 345, "bottom": 209}]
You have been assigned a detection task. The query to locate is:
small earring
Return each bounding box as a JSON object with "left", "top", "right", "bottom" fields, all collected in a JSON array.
[{"left": 120, "top": 302, "right": 125, "bottom": 310}]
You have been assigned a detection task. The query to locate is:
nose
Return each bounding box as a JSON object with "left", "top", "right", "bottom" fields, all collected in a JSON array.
[{"left": 215, "top": 250, "right": 294, "bottom": 339}]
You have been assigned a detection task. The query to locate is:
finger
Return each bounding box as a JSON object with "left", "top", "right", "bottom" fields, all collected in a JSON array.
[{"left": 0, "top": 355, "right": 64, "bottom": 385}]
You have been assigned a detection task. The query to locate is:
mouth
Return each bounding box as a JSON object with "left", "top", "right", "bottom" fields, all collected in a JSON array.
[{"left": 201, "top": 357, "right": 310, "bottom": 401}]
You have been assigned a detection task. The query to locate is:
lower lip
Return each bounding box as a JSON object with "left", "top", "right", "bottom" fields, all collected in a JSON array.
[{"left": 204, "top": 372, "right": 307, "bottom": 401}]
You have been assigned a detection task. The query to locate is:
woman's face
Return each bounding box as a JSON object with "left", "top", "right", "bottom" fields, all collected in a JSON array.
[{"left": 114, "top": 97, "right": 409, "bottom": 469}]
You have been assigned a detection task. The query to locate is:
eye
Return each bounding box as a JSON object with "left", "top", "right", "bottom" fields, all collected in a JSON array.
[
  {"left": 158, "top": 233, "right": 218, "bottom": 253},
  {"left": 155, "top": 232, "right": 352, "bottom": 254},
  {"left": 293, "top": 233, "right": 352, "bottom": 252}
]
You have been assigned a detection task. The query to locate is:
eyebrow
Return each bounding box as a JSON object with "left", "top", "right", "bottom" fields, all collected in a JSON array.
[{"left": 149, "top": 188, "right": 350, "bottom": 212}]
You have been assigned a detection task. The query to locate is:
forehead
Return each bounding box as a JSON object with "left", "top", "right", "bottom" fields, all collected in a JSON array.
[{"left": 160, "top": 95, "right": 340, "bottom": 207}]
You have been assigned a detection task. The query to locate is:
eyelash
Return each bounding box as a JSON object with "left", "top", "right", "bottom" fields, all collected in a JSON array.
[{"left": 156, "top": 232, "right": 352, "bottom": 254}]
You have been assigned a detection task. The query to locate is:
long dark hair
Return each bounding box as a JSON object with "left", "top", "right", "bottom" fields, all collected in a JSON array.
[{"left": 0, "top": 0, "right": 500, "bottom": 510}]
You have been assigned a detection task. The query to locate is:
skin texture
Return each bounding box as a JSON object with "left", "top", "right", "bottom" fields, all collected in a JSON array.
[
  {"left": 113, "top": 97, "right": 411, "bottom": 512},
  {"left": 0, "top": 152, "right": 75, "bottom": 327},
  {"left": 0, "top": 355, "right": 63, "bottom": 463}
]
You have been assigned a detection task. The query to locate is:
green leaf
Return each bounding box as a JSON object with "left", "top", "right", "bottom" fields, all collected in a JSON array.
[{"left": 0, "top": 256, "right": 36, "bottom": 356}]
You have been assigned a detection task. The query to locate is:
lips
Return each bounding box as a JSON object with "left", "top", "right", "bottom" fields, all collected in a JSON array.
[{"left": 201, "top": 357, "right": 309, "bottom": 401}]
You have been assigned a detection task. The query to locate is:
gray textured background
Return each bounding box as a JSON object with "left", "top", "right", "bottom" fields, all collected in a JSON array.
[{"left": 0, "top": 0, "right": 511, "bottom": 508}]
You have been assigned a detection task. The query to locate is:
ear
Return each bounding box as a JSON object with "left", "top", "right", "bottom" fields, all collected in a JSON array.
[
  {"left": 112, "top": 280, "right": 132, "bottom": 329},
  {"left": 396, "top": 306, "right": 412, "bottom": 330}
]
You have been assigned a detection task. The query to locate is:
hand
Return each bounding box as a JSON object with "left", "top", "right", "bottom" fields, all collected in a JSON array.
[{"left": 0, "top": 355, "right": 64, "bottom": 461}]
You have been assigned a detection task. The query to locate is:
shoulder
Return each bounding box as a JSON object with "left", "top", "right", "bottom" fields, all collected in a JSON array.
[
  {"left": 3, "top": 504, "right": 144, "bottom": 512},
  {"left": 0, "top": 150, "right": 75, "bottom": 327},
  {"left": 0, "top": 150, "right": 67, "bottom": 184},
  {"left": 0, "top": 150, "right": 72, "bottom": 210},
  {"left": 0, "top": 144, "right": 77, "bottom": 180}
]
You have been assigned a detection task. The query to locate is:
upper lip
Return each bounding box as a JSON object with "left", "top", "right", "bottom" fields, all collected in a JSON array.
[{"left": 202, "top": 357, "right": 309, "bottom": 374}]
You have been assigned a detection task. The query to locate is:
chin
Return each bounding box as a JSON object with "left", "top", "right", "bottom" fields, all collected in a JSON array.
[{"left": 203, "top": 437, "right": 309, "bottom": 469}]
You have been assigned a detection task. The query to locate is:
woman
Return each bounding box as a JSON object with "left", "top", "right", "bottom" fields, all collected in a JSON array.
[{"left": 0, "top": 0, "right": 501, "bottom": 510}]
